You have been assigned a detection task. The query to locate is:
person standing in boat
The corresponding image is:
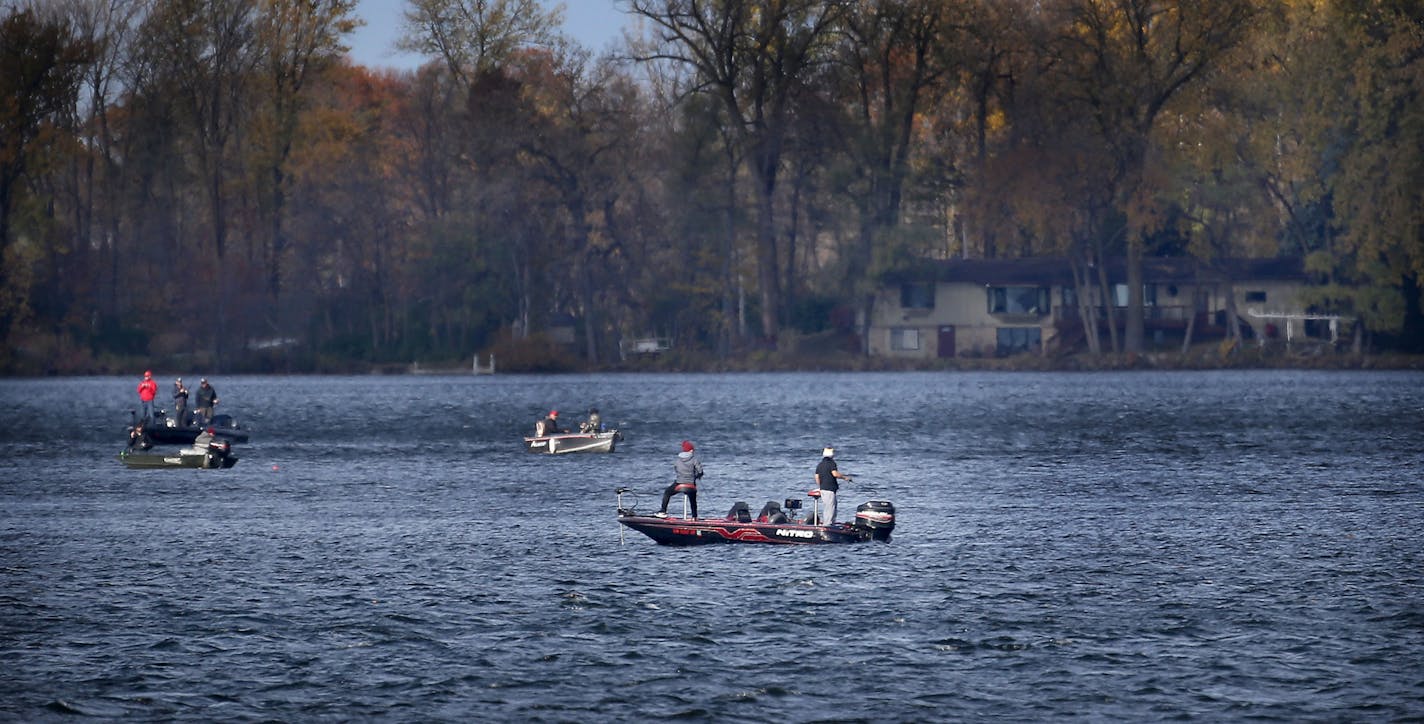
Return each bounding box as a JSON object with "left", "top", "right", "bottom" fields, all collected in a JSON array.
[
  {"left": 814, "top": 446, "right": 852, "bottom": 524},
  {"left": 195, "top": 378, "right": 219, "bottom": 424},
  {"left": 136, "top": 370, "right": 158, "bottom": 422},
  {"left": 536, "top": 410, "right": 563, "bottom": 437},
  {"left": 657, "top": 440, "right": 704, "bottom": 519},
  {"left": 580, "top": 408, "right": 602, "bottom": 433},
  {"left": 172, "top": 378, "right": 190, "bottom": 426}
]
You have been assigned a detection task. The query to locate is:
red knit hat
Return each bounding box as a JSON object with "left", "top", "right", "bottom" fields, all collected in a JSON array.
[{"left": 681, "top": 440, "right": 694, "bottom": 452}]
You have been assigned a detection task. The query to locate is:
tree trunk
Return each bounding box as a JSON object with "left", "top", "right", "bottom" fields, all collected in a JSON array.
[
  {"left": 754, "top": 170, "right": 780, "bottom": 342},
  {"left": 575, "top": 229, "right": 599, "bottom": 364},
  {"left": 1071, "top": 256, "right": 1101, "bottom": 356},
  {"left": 1180, "top": 287, "right": 1201, "bottom": 354},
  {"left": 719, "top": 195, "right": 737, "bottom": 357},
  {"left": 718, "top": 142, "right": 739, "bottom": 357},
  {"left": 1222, "top": 282, "right": 1242, "bottom": 345},
  {"left": 1400, "top": 273, "right": 1424, "bottom": 353},
  {"left": 581, "top": 264, "right": 599, "bottom": 364},
  {"left": 1093, "top": 248, "right": 1120, "bottom": 353},
  {"left": 784, "top": 168, "right": 803, "bottom": 326},
  {"left": 1124, "top": 239, "right": 1144, "bottom": 353},
  {"left": 859, "top": 291, "right": 876, "bottom": 357}
]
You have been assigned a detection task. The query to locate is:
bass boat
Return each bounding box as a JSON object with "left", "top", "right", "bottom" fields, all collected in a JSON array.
[
  {"left": 524, "top": 429, "right": 623, "bottom": 454},
  {"left": 616, "top": 488, "right": 895, "bottom": 545},
  {"left": 117, "top": 441, "right": 239, "bottom": 469},
  {"left": 129, "top": 412, "right": 250, "bottom": 444}
]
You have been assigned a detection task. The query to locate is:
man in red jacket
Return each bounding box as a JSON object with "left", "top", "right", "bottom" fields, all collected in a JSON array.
[{"left": 137, "top": 370, "right": 158, "bottom": 422}]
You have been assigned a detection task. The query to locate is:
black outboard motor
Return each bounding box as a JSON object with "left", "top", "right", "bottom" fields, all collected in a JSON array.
[
  {"left": 853, "top": 501, "right": 896, "bottom": 542},
  {"left": 203, "top": 440, "right": 232, "bottom": 469}
]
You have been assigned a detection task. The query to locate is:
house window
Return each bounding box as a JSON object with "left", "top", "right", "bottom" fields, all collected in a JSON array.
[
  {"left": 988, "top": 286, "right": 1050, "bottom": 315},
  {"left": 900, "top": 282, "right": 935, "bottom": 309},
  {"left": 1245, "top": 290, "right": 1267, "bottom": 303},
  {"left": 1112, "top": 283, "right": 1157, "bottom": 306},
  {"left": 996, "top": 327, "right": 1042, "bottom": 355},
  {"left": 890, "top": 327, "right": 921, "bottom": 351},
  {"left": 1062, "top": 286, "right": 1078, "bottom": 308}
]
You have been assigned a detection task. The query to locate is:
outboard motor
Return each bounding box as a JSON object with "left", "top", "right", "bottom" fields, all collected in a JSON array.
[
  {"left": 203, "top": 440, "right": 232, "bottom": 469},
  {"left": 853, "top": 501, "right": 896, "bottom": 542}
]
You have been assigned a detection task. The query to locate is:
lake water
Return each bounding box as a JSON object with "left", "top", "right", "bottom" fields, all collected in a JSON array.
[{"left": 1, "top": 371, "right": 1421, "bottom": 721}]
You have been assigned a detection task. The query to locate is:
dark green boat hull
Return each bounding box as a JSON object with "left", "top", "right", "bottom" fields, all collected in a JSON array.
[{"left": 117, "top": 449, "right": 239, "bottom": 469}]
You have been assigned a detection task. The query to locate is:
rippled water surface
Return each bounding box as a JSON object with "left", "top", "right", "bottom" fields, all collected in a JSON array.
[{"left": 2, "top": 371, "right": 1422, "bottom": 721}]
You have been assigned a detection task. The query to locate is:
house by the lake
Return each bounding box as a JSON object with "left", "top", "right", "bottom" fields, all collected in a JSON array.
[{"left": 866, "top": 256, "right": 1324, "bottom": 359}]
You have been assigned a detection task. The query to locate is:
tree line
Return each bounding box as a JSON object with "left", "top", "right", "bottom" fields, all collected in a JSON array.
[{"left": 2, "top": 0, "right": 1420, "bottom": 373}]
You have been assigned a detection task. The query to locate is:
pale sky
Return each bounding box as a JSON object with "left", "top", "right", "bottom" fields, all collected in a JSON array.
[{"left": 347, "top": 0, "right": 630, "bottom": 70}]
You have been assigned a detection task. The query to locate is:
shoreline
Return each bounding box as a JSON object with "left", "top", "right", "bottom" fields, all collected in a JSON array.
[{"left": 10, "top": 346, "right": 1420, "bottom": 377}]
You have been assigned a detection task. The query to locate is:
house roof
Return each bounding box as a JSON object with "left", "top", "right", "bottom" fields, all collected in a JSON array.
[{"left": 886, "top": 256, "right": 1306, "bottom": 286}]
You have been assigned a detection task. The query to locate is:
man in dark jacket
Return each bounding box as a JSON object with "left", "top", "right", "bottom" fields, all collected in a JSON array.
[
  {"left": 536, "top": 410, "right": 563, "bottom": 436},
  {"left": 172, "top": 378, "right": 189, "bottom": 426},
  {"left": 127, "top": 422, "right": 153, "bottom": 451},
  {"left": 195, "top": 378, "right": 218, "bottom": 424}
]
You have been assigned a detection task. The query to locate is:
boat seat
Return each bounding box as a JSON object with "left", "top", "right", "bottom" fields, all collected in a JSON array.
[
  {"left": 756, "top": 501, "right": 782, "bottom": 523},
  {"left": 807, "top": 489, "right": 821, "bottom": 498},
  {"left": 726, "top": 501, "right": 751, "bottom": 523}
]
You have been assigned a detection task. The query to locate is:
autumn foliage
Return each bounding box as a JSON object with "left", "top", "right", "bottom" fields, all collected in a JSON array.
[{"left": 1, "top": 0, "right": 1420, "bottom": 374}]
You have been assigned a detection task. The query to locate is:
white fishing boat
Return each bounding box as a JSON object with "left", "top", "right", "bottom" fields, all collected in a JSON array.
[{"left": 523, "top": 429, "right": 623, "bottom": 454}]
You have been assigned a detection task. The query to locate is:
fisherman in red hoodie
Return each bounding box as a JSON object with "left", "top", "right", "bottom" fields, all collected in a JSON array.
[{"left": 137, "top": 370, "right": 158, "bottom": 422}]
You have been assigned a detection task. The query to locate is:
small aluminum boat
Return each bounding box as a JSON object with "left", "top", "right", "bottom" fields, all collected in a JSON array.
[{"left": 524, "top": 430, "right": 623, "bottom": 454}]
